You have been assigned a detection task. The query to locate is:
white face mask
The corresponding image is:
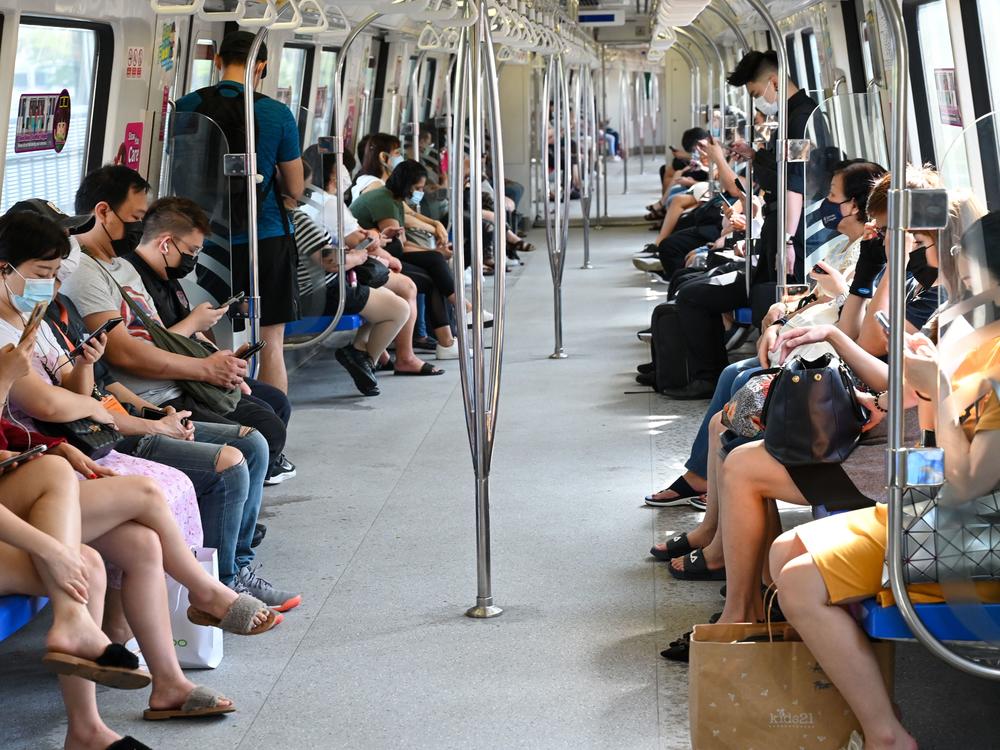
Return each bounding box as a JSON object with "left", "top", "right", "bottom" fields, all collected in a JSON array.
[
  {"left": 754, "top": 79, "right": 779, "bottom": 117},
  {"left": 56, "top": 236, "right": 82, "bottom": 284}
]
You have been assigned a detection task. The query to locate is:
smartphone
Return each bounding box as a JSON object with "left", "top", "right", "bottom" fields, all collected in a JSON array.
[
  {"left": 67, "top": 317, "right": 123, "bottom": 358},
  {"left": 18, "top": 301, "right": 48, "bottom": 345},
  {"left": 874, "top": 310, "right": 891, "bottom": 334},
  {"left": 238, "top": 340, "right": 266, "bottom": 360},
  {"left": 811, "top": 264, "right": 828, "bottom": 276},
  {"left": 141, "top": 406, "right": 191, "bottom": 427},
  {"left": 720, "top": 192, "right": 738, "bottom": 207},
  {"left": 785, "top": 284, "right": 811, "bottom": 297},
  {"left": 354, "top": 237, "right": 374, "bottom": 251},
  {"left": 216, "top": 291, "right": 246, "bottom": 310},
  {"left": 0, "top": 444, "right": 47, "bottom": 470}
]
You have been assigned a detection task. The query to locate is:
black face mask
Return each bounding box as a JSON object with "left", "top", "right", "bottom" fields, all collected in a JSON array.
[
  {"left": 907, "top": 245, "right": 939, "bottom": 289},
  {"left": 103, "top": 213, "right": 143, "bottom": 256},
  {"left": 166, "top": 247, "right": 199, "bottom": 280}
]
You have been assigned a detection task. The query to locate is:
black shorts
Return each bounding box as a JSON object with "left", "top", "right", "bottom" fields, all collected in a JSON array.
[
  {"left": 230, "top": 236, "right": 300, "bottom": 326},
  {"left": 324, "top": 282, "right": 370, "bottom": 316}
]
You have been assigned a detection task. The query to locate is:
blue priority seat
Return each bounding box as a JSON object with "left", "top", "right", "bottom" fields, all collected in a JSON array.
[
  {"left": 0, "top": 595, "right": 48, "bottom": 641},
  {"left": 856, "top": 597, "right": 1000, "bottom": 642},
  {"left": 734, "top": 307, "right": 753, "bottom": 326},
  {"left": 285, "top": 314, "right": 363, "bottom": 337}
]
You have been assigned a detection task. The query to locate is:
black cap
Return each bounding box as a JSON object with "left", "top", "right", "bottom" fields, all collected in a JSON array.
[
  {"left": 218, "top": 31, "right": 269, "bottom": 66},
  {"left": 5, "top": 198, "right": 95, "bottom": 234}
]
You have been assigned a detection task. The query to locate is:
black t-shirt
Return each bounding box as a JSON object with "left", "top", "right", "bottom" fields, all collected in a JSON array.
[
  {"left": 752, "top": 89, "right": 819, "bottom": 204},
  {"left": 122, "top": 251, "right": 192, "bottom": 328}
]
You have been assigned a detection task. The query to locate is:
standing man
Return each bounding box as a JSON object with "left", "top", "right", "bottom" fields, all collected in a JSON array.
[{"left": 175, "top": 30, "right": 304, "bottom": 393}]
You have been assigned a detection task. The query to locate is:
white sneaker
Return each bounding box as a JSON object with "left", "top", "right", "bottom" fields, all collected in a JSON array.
[
  {"left": 632, "top": 257, "right": 663, "bottom": 272},
  {"left": 468, "top": 310, "right": 494, "bottom": 328},
  {"left": 436, "top": 341, "right": 460, "bottom": 360}
]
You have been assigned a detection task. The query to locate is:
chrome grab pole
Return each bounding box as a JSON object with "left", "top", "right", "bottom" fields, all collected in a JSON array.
[
  {"left": 689, "top": 21, "right": 726, "bottom": 141},
  {"left": 674, "top": 32, "right": 711, "bottom": 130},
  {"left": 634, "top": 71, "right": 645, "bottom": 174},
  {"left": 671, "top": 43, "right": 698, "bottom": 128},
  {"left": 741, "top": 0, "right": 790, "bottom": 301},
  {"left": 676, "top": 40, "right": 703, "bottom": 127},
  {"left": 619, "top": 68, "right": 629, "bottom": 193},
  {"left": 410, "top": 51, "right": 427, "bottom": 157},
  {"left": 649, "top": 71, "right": 660, "bottom": 162},
  {"left": 878, "top": 0, "right": 1000, "bottom": 680},
  {"left": 580, "top": 65, "right": 596, "bottom": 268},
  {"left": 242, "top": 29, "right": 267, "bottom": 374},
  {"left": 703, "top": 2, "right": 754, "bottom": 294},
  {"left": 600, "top": 45, "right": 609, "bottom": 220},
  {"left": 283, "top": 13, "right": 381, "bottom": 352},
  {"left": 543, "top": 53, "right": 571, "bottom": 359},
  {"left": 451, "top": 1, "right": 506, "bottom": 619}
]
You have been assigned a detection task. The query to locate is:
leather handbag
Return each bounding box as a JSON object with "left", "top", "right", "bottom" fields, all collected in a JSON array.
[
  {"left": 353, "top": 258, "right": 390, "bottom": 289},
  {"left": 35, "top": 417, "right": 122, "bottom": 460},
  {"left": 761, "top": 353, "right": 868, "bottom": 466}
]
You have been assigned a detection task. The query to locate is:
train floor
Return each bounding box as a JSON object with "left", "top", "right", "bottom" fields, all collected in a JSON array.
[{"left": 2, "top": 159, "right": 1000, "bottom": 749}]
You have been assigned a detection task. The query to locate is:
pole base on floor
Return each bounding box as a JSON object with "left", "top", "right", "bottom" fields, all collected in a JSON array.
[
  {"left": 580, "top": 262, "right": 594, "bottom": 269},
  {"left": 549, "top": 350, "right": 568, "bottom": 359},
  {"left": 465, "top": 603, "right": 503, "bottom": 618}
]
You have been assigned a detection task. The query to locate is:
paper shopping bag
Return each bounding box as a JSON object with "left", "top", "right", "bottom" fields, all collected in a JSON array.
[{"left": 689, "top": 622, "right": 893, "bottom": 750}]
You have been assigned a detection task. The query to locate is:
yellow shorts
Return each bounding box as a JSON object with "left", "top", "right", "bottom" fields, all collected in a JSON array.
[{"left": 797, "top": 505, "right": 889, "bottom": 605}]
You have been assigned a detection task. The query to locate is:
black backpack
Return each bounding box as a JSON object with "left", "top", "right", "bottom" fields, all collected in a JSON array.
[
  {"left": 650, "top": 301, "right": 691, "bottom": 392},
  {"left": 190, "top": 82, "right": 284, "bottom": 239}
]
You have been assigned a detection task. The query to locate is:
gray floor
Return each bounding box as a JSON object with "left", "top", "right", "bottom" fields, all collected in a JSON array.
[{"left": 3, "top": 161, "right": 1000, "bottom": 749}]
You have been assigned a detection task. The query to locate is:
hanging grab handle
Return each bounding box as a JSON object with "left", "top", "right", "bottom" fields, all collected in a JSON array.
[
  {"left": 269, "top": 0, "right": 303, "bottom": 30},
  {"left": 197, "top": 0, "right": 245, "bottom": 21},
  {"left": 239, "top": 0, "right": 278, "bottom": 27},
  {"left": 150, "top": 0, "right": 205, "bottom": 14},
  {"left": 296, "top": 0, "right": 329, "bottom": 33}
]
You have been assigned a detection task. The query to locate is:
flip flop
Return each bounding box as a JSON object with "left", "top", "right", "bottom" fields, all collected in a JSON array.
[
  {"left": 668, "top": 548, "right": 727, "bottom": 581},
  {"left": 143, "top": 685, "right": 236, "bottom": 721},
  {"left": 649, "top": 532, "right": 694, "bottom": 561},
  {"left": 187, "top": 593, "right": 277, "bottom": 635},
  {"left": 645, "top": 476, "right": 703, "bottom": 507},
  {"left": 107, "top": 737, "right": 153, "bottom": 750},
  {"left": 394, "top": 362, "right": 445, "bottom": 376},
  {"left": 43, "top": 644, "right": 151, "bottom": 690}
]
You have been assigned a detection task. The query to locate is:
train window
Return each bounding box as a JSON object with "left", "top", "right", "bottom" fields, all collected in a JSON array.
[
  {"left": 784, "top": 34, "right": 800, "bottom": 84},
  {"left": 276, "top": 45, "right": 308, "bottom": 117},
  {"left": 1, "top": 21, "right": 107, "bottom": 212},
  {"left": 979, "top": 1, "right": 1000, "bottom": 113},
  {"left": 801, "top": 29, "right": 822, "bottom": 94},
  {"left": 913, "top": 0, "right": 967, "bottom": 186},
  {"left": 188, "top": 39, "right": 218, "bottom": 91},
  {"left": 309, "top": 48, "right": 337, "bottom": 143}
]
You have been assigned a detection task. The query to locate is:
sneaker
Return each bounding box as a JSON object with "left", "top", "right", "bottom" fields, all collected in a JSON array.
[
  {"left": 232, "top": 564, "right": 301, "bottom": 612},
  {"left": 251, "top": 523, "right": 267, "bottom": 548},
  {"left": 467, "top": 310, "right": 494, "bottom": 328},
  {"left": 638, "top": 243, "right": 659, "bottom": 257},
  {"left": 637, "top": 331, "right": 652, "bottom": 344},
  {"left": 436, "top": 340, "right": 460, "bottom": 360},
  {"left": 688, "top": 495, "right": 708, "bottom": 512},
  {"left": 632, "top": 257, "right": 663, "bottom": 272},
  {"left": 264, "top": 454, "right": 296, "bottom": 486}
]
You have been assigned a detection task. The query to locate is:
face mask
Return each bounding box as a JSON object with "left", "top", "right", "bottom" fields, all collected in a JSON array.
[
  {"left": 410, "top": 190, "right": 425, "bottom": 205},
  {"left": 165, "top": 241, "right": 199, "bottom": 280},
  {"left": 103, "top": 209, "right": 142, "bottom": 256},
  {"left": 754, "top": 80, "right": 779, "bottom": 116},
  {"left": 388, "top": 154, "right": 405, "bottom": 170},
  {"left": 57, "top": 237, "right": 82, "bottom": 284},
  {"left": 6, "top": 267, "right": 55, "bottom": 314},
  {"left": 907, "top": 245, "right": 939, "bottom": 288},
  {"left": 819, "top": 198, "right": 851, "bottom": 232}
]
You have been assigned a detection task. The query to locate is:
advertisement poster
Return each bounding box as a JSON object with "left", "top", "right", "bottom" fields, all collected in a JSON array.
[
  {"left": 934, "top": 68, "right": 962, "bottom": 127},
  {"left": 14, "top": 89, "right": 71, "bottom": 154},
  {"left": 123, "top": 122, "right": 144, "bottom": 170},
  {"left": 159, "top": 23, "right": 176, "bottom": 72}
]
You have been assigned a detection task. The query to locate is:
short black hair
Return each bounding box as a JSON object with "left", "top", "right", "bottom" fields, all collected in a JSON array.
[
  {"left": 141, "top": 197, "right": 211, "bottom": 244},
  {"left": 218, "top": 30, "right": 268, "bottom": 68},
  {"left": 835, "top": 159, "right": 888, "bottom": 223},
  {"left": 681, "top": 127, "right": 710, "bottom": 153},
  {"left": 0, "top": 212, "right": 71, "bottom": 266},
  {"left": 728, "top": 50, "right": 779, "bottom": 87},
  {"left": 385, "top": 160, "right": 427, "bottom": 200},
  {"left": 75, "top": 165, "right": 151, "bottom": 215}
]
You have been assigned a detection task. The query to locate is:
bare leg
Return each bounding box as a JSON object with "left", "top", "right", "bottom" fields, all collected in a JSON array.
[
  {"left": 102, "top": 588, "right": 132, "bottom": 645},
  {"left": 774, "top": 537, "right": 916, "bottom": 750},
  {"left": 258, "top": 323, "right": 288, "bottom": 393},
  {"left": 386, "top": 272, "right": 432, "bottom": 372},
  {"left": 356, "top": 288, "right": 409, "bottom": 363}
]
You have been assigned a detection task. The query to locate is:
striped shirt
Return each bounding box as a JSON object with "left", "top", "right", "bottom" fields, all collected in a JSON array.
[{"left": 289, "top": 209, "right": 336, "bottom": 298}]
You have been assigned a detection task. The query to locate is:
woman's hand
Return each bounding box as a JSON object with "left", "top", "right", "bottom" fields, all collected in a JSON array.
[
  {"left": 154, "top": 409, "right": 195, "bottom": 441},
  {"left": 386, "top": 256, "right": 402, "bottom": 273},
  {"left": 770, "top": 324, "right": 837, "bottom": 365},
  {"left": 0, "top": 448, "right": 44, "bottom": 476},
  {"left": 0, "top": 342, "right": 32, "bottom": 383},
  {"left": 433, "top": 221, "right": 449, "bottom": 246},
  {"left": 730, "top": 213, "right": 747, "bottom": 232},
  {"left": 75, "top": 333, "right": 107, "bottom": 366},
  {"left": 757, "top": 324, "right": 780, "bottom": 368},
  {"left": 186, "top": 302, "right": 229, "bottom": 334},
  {"left": 437, "top": 243, "right": 454, "bottom": 261},
  {"left": 728, "top": 141, "right": 754, "bottom": 162},
  {"left": 809, "top": 261, "right": 849, "bottom": 300},
  {"left": 40, "top": 539, "right": 90, "bottom": 604},
  {"left": 903, "top": 332, "right": 941, "bottom": 396},
  {"left": 89, "top": 404, "right": 118, "bottom": 429},
  {"left": 855, "top": 389, "right": 886, "bottom": 433},
  {"left": 50, "top": 442, "right": 116, "bottom": 479}
]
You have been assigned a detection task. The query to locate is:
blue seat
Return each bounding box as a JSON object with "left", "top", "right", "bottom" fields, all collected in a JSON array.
[
  {"left": 285, "top": 314, "right": 363, "bottom": 337},
  {"left": 856, "top": 597, "right": 1000, "bottom": 641},
  {"left": 0, "top": 595, "right": 48, "bottom": 641},
  {"left": 734, "top": 307, "right": 753, "bottom": 326}
]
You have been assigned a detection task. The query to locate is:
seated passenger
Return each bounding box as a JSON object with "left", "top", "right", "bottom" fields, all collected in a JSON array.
[
  {"left": 351, "top": 160, "right": 464, "bottom": 360},
  {"left": 768, "top": 210, "right": 1000, "bottom": 750}
]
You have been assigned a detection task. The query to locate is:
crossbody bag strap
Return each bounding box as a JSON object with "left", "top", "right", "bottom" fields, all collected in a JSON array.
[{"left": 93, "top": 259, "right": 159, "bottom": 331}]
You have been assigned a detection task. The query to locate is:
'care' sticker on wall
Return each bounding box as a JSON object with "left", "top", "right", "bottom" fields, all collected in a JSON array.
[
  {"left": 126, "top": 46, "right": 145, "bottom": 79},
  {"left": 123, "top": 122, "right": 144, "bottom": 170},
  {"left": 14, "top": 89, "right": 71, "bottom": 154}
]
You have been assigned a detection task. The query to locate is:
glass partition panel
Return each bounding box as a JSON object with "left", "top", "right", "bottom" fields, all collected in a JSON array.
[
  {"left": 801, "top": 92, "right": 888, "bottom": 275},
  {"left": 309, "top": 48, "right": 337, "bottom": 144}
]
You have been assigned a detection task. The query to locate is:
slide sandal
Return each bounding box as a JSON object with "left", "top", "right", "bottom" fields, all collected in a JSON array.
[
  {"left": 143, "top": 685, "right": 236, "bottom": 721},
  {"left": 394, "top": 362, "right": 445, "bottom": 376},
  {"left": 107, "top": 737, "right": 153, "bottom": 750},
  {"left": 43, "top": 644, "right": 151, "bottom": 690},
  {"left": 645, "top": 476, "right": 703, "bottom": 507},
  {"left": 668, "top": 548, "right": 727, "bottom": 581},
  {"left": 650, "top": 532, "right": 693, "bottom": 561},
  {"left": 187, "top": 593, "right": 277, "bottom": 635}
]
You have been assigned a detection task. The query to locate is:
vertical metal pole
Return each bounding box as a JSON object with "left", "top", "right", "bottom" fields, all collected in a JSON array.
[
  {"left": 635, "top": 72, "right": 645, "bottom": 174},
  {"left": 675, "top": 32, "right": 712, "bottom": 132},
  {"left": 544, "top": 54, "right": 570, "bottom": 359},
  {"left": 689, "top": 23, "right": 726, "bottom": 141},
  {"left": 671, "top": 44, "right": 698, "bottom": 129},
  {"left": 600, "top": 45, "right": 609, "bottom": 219},
  {"left": 410, "top": 52, "right": 427, "bottom": 158},
  {"left": 677, "top": 41, "right": 703, "bottom": 128},
  {"left": 742, "top": 0, "right": 790, "bottom": 299},
  {"left": 580, "top": 65, "right": 596, "bottom": 268},
  {"left": 242, "top": 29, "right": 267, "bottom": 373},
  {"left": 619, "top": 69, "right": 629, "bottom": 193}
]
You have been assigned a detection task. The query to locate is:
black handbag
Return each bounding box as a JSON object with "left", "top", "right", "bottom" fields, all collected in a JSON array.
[
  {"left": 353, "top": 258, "right": 390, "bottom": 288},
  {"left": 760, "top": 353, "right": 868, "bottom": 466},
  {"left": 35, "top": 417, "right": 122, "bottom": 460}
]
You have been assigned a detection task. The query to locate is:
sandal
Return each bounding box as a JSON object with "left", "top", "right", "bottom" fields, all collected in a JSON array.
[
  {"left": 43, "top": 644, "right": 151, "bottom": 690},
  {"left": 107, "top": 738, "right": 153, "bottom": 750},
  {"left": 649, "top": 532, "right": 693, "bottom": 561},
  {"left": 187, "top": 593, "right": 277, "bottom": 635},
  {"left": 668, "top": 548, "right": 726, "bottom": 581},
  {"left": 374, "top": 353, "right": 396, "bottom": 372},
  {"left": 644, "top": 476, "right": 704, "bottom": 507},
  {"left": 394, "top": 362, "right": 445, "bottom": 376},
  {"left": 660, "top": 631, "right": 691, "bottom": 662},
  {"left": 143, "top": 685, "right": 236, "bottom": 721},
  {"left": 644, "top": 210, "right": 665, "bottom": 222}
]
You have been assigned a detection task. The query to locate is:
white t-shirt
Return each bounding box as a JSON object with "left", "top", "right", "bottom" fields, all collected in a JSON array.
[
  {"left": 0, "top": 317, "right": 67, "bottom": 427},
  {"left": 350, "top": 174, "right": 383, "bottom": 204},
  {"left": 60, "top": 253, "right": 182, "bottom": 405},
  {"left": 301, "top": 186, "right": 361, "bottom": 244}
]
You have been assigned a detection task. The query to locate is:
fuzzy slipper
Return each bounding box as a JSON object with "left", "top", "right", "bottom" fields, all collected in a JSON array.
[
  {"left": 43, "top": 644, "right": 151, "bottom": 690},
  {"left": 143, "top": 685, "right": 236, "bottom": 721},
  {"left": 187, "top": 593, "right": 277, "bottom": 635}
]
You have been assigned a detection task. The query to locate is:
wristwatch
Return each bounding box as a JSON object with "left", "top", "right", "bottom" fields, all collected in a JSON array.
[{"left": 833, "top": 292, "right": 848, "bottom": 307}]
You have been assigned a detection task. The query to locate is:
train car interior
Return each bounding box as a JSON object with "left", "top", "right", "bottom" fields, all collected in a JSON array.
[{"left": 1, "top": 0, "right": 1000, "bottom": 748}]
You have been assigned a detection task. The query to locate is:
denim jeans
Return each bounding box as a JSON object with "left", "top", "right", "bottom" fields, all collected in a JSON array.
[
  {"left": 120, "top": 421, "right": 269, "bottom": 585},
  {"left": 684, "top": 357, "right": 763, "bottom": 479},
  {"left": 415, "top": 294, "right": 429, "bottom": 339}
]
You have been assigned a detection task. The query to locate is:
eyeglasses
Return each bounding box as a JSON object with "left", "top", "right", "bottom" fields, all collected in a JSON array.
[{"left": 171, "top": 236, "right": 203, "bottom": 255}]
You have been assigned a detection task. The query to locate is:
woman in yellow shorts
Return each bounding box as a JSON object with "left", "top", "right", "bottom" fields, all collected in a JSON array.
[{"left": 769, "top": 211, "right": 1000, "bottom": 750}]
